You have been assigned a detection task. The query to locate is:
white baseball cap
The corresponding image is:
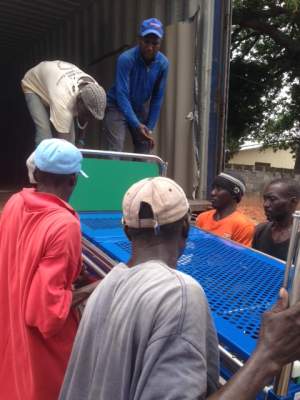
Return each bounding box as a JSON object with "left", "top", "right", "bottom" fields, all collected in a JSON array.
[{"left": 122, "top": 177, "right": 189, "bottom": 229}]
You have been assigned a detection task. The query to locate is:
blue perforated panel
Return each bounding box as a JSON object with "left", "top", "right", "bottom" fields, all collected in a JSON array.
[
  {"left": 113, "top": 234, "right": 282, "bottom": 339},
  {"left": 83, "top": 218, "right": 123, "bottom": 230},
  {"left": 179, "top": 234, "right": 282, "bottom": 340},
  {"left": 79, "top": 211, "right": 285, "bottom": 361},
  {"left": 80, "top": 212, "right": 126, "bottom": 243}
]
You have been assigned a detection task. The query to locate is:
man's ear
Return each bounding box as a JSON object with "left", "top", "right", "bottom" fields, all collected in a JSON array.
[
  {"left": 290, "top": 195, "right": 298, "bottom": 209},
  {"left": 182, "top": 217, "right": 190, "bottom": 239},
  {"left": 124, "top": 225, "right": 132, "bottom": 241},
  {"left": 76, "top": 95, "right": 85, "bottom": 115},
  {"left": 33, "top": 169, "right": 41, "bottom": 183},
  {"left": 70, "top": 174, "right": 77, "bottom": 188},
  {"left": 33, "top": 169, "right": 38, "bottom": 183}
]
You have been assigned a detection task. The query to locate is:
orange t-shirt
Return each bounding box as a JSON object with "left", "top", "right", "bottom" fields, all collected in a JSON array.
[{"left": 195, "top": 209, "right": 255, "bottom": 246}]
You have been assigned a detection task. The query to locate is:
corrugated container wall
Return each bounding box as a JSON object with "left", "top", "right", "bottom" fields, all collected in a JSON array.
[
  {"left": 16, "top": 0, "right": 206, "bottom": 197},
  {"left": 4, "top": 0, "right": 229, "bottom": 199},
  {"left": 20, "top": 0, "right": 200, "bottom": 73}
]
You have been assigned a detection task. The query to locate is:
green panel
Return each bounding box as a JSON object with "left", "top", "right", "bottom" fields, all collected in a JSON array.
[{"left": 70, "top": 157, "right": 160, "bottom": 211}]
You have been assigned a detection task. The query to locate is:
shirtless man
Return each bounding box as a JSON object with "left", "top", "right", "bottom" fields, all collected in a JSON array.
[{"left": 253, "top": 178, "right": 300, "bottom": 261}]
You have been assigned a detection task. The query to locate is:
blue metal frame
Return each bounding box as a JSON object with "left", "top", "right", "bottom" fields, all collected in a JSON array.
[
  {"left": 80, "top": 211, "right": 300, "bottom": 399},
  {"left": 207, "top": 0, "right": 232, "bottom": 195}
]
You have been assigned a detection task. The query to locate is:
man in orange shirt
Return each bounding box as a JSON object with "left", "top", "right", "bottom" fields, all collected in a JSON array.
[{"left": 196, "top": 172, "right": 254, "bottom": 246}]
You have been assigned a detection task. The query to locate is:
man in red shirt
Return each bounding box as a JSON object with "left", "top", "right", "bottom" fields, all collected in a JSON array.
[
  {"left": 0, "top": 139, "right": 85, "bottom": 400},
  {"left": 196, "top": 172, "right": 254, "bottom": 246}
]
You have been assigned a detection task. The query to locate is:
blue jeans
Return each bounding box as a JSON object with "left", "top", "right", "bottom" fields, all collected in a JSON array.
[
  {"left": 24, "top": 92, "right": 75, "bottom": 146},
  {"left": 103, "top": 104, "right": 151, "bottom": 154}
]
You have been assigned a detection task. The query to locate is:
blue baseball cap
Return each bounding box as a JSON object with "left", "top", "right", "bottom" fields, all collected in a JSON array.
[
  {"left": 35, "top": 138, "right": 87, "bottom": 177},
  {"left": 140, "top": 18, "right": 164, "bottom": 39}
]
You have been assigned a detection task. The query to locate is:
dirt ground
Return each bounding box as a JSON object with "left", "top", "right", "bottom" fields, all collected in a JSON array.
[{"left": 238, "top": 194, "right": 265, "bottom": 225}]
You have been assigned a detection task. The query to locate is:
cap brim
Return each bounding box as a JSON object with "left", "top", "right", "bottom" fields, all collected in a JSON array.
[
  {"left": 79, "top": 170, "right": 89, "bottom": 178},
  {"left": 141, "top": 29, "right": 163, "bottom": 38}
]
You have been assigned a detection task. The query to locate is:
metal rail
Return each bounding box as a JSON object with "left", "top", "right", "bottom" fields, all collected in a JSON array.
[
  {"left": 274, "top": 211, "right": 300, "bottom": 396},
  {"left": 82, "top": 254, "right": 107, "bottom": 279},
  {"left": 79, "top": 148, "right": 168, "bottom": 177},
  {"left": 82, "top": 237, "right": 116, "bottom": 278},
  {"left": 218, "top": 345, "right": 273, "bottom": 395}
]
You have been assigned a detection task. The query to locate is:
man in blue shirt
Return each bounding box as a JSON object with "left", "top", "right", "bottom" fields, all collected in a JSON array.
[{"left": 104, "top": 18, "right": 169, "bottom": 154}]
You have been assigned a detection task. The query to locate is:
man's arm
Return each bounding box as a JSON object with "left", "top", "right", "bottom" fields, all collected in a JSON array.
[
  {"left": 136, "top": 336, "right": 212, "bottom": 400},
  {"left": 72, "top": 281, "right": 100, "bottom": 307},
  {"left": 208, "top": 289, "right": 300, "bottom": 399},
  {"left": 138, "top": 287, "right": 300, "bottom": 400},
  {"left": 209, "top": 351, "right": 272, "bottom": 400},
  {"left": 25, "top": 220, "right": 82, "bottom": 338},
  {"left": 115, "top": 55, "right": 141, "bottom": 129},
  {"left": 146, "top": 63, "right": 169, "bottom": 131},
  {"left": 76, "top": 123, "right": 87, "bottom": 147},
  {"left": 135, "top": 281, "right": 219, "bottom": 400}
]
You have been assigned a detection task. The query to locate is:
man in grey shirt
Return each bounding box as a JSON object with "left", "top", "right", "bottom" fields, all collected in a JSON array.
[{"left": 60, "top": 177, "right": 300, "bottom": 400}]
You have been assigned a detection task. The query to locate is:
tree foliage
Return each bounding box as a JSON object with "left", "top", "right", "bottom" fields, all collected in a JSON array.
[{"left": 229, "top": 0, "right": 300, "bottom": 170}]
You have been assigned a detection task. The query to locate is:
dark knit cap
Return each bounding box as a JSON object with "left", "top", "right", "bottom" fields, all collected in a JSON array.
[{"left": 213, "top": 172, "right": 246, "bottom": 202}]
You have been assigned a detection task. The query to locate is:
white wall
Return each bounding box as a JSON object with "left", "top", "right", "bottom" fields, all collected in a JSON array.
[{"left": 229, "top": 147, "right": 295, "bottom": 169}]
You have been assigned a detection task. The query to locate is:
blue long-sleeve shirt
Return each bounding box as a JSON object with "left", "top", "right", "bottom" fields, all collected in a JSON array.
[{"left": 107, "top": 46, "right": 169, "bottom": 130}]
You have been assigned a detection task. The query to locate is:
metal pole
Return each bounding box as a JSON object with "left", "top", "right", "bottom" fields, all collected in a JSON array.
[
  {"left": 206, "top": 0, "right": 233, "bottom": 195},
  {"left": 283, "top": 211, "right": 300, "bottom": 288},
  {"left": 274, "top": 211, "right": 300, "bottom": 396},
  {"left": 196, "top": 0, "right": 215, "bottom": 200}
]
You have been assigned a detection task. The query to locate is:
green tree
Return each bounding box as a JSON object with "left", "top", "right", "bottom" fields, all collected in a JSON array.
[{"left": 229, "top": 0, "right": 300, "bottom": 171}]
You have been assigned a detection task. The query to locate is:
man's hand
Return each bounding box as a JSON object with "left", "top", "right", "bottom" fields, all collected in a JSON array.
[
  {"left": 208, "top": 289, "right": 300, "bottom": 400},
  {"left": 137, "top": 124, "right": 155, "bottom": 149},
  {"left": 255, "top": 288, "right": 300, "bottom": 375},
  {"left": 72, "top": 281, "right": 100, "bottom": 307}
]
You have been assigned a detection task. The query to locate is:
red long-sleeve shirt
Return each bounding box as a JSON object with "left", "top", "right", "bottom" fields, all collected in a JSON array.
[{"left": 0, "top": 188, "right": 82, "bottom": 400}]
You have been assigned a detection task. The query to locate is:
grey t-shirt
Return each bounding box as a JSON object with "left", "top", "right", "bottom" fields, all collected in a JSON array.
[{"left": 59, "top": 261, "right": 220, "bottom": 400}]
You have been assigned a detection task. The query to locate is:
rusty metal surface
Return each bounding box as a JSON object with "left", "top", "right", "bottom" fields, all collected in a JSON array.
[
  {"left": 0, "top": 0, "right": 88, "bottom": 60},
  {"left": 0, "top": 0, "right": 201, "bottom": 68},
  {"left": 0, "top": 0, "right": 229, "bottom": 202}
]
